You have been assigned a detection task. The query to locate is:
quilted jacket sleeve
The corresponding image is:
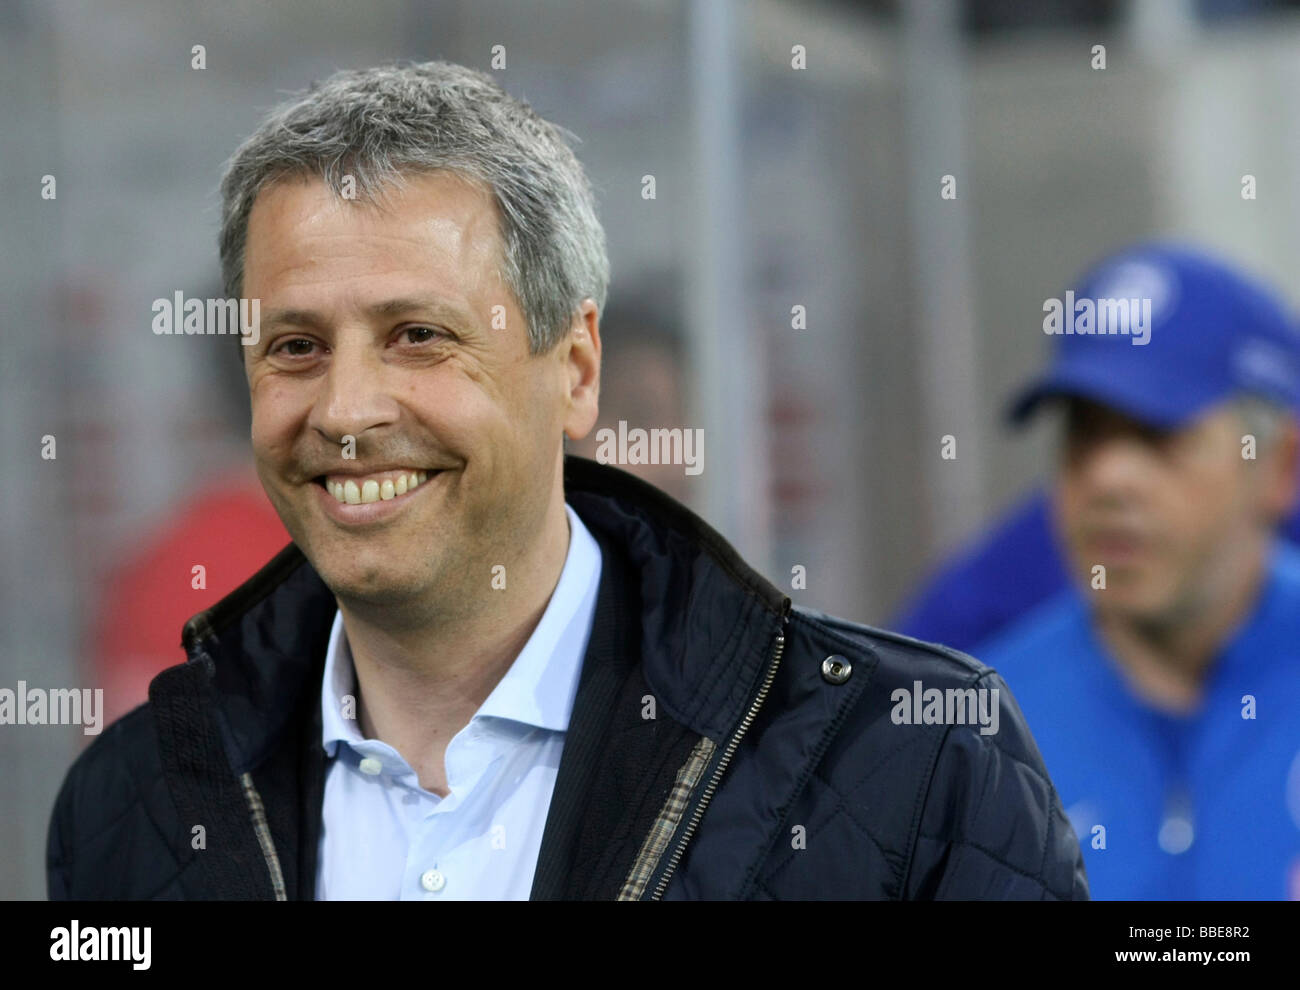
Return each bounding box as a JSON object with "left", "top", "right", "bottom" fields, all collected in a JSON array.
[
  {"left": 45, "top": 704, "right": 188, "bottom": 900},
  {"left": 903, "top": 670, "right": 1090, "bottom": 900}
]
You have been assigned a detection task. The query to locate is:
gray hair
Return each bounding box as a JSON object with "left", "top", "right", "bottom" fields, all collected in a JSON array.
[
  {"left": 218, "top": 60, "right": 609, "bottom": 353},
  {"left": 1234, "top": 392, "right": 1292, "bottom": 451}
]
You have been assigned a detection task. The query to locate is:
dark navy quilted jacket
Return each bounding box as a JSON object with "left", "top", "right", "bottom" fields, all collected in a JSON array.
[{"left": 48, "top": 456, "right": 1089, "bottom": 900}]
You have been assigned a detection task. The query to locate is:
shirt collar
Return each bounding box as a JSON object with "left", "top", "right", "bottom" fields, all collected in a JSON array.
[{"left": 321, "top": 502, "right": 602, "bottom": 756}]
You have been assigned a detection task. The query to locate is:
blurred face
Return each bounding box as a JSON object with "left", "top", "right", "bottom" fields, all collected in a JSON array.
[
  {"left": 241, "top": 171, "right": 594, "bottom": 612},
  {"left": 1053, "top": 397, "right": 1282, "bottom": 624},
  {"left": 568, "top": 341, "right": 689, "bottom": 503}
]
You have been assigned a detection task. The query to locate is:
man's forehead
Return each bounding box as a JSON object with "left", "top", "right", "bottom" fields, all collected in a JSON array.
[
  {"left": 243, "top": 171, "right": 510, "bottom": 312},
  {"left": 245, "top": 170, "right": 503, "bottom": 262}
]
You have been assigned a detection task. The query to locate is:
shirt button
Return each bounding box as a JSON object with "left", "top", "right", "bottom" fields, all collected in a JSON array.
[
  {"left": 421, "top": 869, "right": 446, "bottom": 892},
  {"left": 359, "top": 757, "right": 383, "bottom": 776}
]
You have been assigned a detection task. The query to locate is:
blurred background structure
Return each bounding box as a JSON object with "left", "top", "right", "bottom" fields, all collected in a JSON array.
[{"left": 6, "top": 0, "right": 1300, "bottom": 898}]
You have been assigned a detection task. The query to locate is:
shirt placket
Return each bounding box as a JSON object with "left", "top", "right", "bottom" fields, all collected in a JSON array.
[{"left": 402, "top": 719, "right": 505, "bottom": 899}]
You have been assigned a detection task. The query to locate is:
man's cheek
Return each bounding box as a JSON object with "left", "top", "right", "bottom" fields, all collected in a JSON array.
[
  {"left": 249, "top": 407, "right": 276, "bottom": 455},
  {"left": 250, "top": 404, "right": 294, "bottom": 457}
]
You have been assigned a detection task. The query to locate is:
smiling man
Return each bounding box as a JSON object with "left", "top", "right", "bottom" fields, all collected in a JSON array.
[
  {"left": 244, "top": 170, "right": 590, "bottom": 822},
  {"left": 47, "top": 60, "right": 1087, "bottom": 901}
]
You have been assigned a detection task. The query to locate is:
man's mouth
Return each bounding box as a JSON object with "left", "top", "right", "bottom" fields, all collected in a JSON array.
[
  {"left": 316, "top": 468, "right": 440, "bottom": 505},
  {"left": 1083, "top": 527, "right": 1149, "bottom": 563}
]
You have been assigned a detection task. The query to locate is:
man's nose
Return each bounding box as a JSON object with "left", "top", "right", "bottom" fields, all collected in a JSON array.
[
  {"left": 307, "top": 337, "right": 400, "bottom": 446},
  {"left": 1070, "top": 434, "right": 1152, "bottom": 498}
]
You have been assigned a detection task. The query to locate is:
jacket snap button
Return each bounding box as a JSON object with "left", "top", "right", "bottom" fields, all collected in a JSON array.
[{"left": 821, "top": 654, "right": 851, "bottom": 685}]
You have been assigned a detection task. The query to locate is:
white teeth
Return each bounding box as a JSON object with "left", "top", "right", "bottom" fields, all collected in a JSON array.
[{"left": 325, "top": 468, "right": 436, "bottom": 505}]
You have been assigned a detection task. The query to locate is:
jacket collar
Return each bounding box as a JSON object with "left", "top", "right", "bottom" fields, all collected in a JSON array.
[{"left": 177, "top": 455, "right": 791, "bottom": 776}]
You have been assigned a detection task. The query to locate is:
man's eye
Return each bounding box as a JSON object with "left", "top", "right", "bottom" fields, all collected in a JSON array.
[
  {"left": 402, "top": 326, "right": 447, "bottom": 344},
  {"left": 274, "top": 338, "right": 316, "bottom": 357}
]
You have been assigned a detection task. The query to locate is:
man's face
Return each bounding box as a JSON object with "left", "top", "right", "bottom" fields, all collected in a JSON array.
[
  {"left": 1053, "top": 396, "right": 1279, "bottom": 623},
  {"left": 241, "top": 171, "right": 596, "bottom": 612}
]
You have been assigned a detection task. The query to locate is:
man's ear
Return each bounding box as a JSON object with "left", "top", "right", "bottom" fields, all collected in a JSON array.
[{"left": 561, "top": 298, "right": 601, "bottom": 442}]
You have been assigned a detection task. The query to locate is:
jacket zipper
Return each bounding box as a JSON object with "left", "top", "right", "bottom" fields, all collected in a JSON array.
[
  {"left": 190, "top": 639, "right": 290, "bottom": 901},
  {"left": 647, "top": 617, "right": 788, "bottom": 900},
  {"left": 241, "top": 771, "right": 289, "bottom": 901}
]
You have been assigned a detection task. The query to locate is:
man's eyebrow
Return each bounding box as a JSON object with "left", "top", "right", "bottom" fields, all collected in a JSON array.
[{"left": 261, "top": 297, "right": 477, "bottom": 329}]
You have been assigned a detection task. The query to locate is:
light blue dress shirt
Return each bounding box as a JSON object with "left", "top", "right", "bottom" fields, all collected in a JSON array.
[{"left": 316, "top": 503, "right": 602, "bottom": 900}]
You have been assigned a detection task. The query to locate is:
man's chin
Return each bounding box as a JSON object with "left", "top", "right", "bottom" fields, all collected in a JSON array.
[
  {"left": 307, "top": 553, "right": 433, "bottom": 607},
  {"left": 1091, "top": 583, "right": 1182, "bottom": 628},
  {"left": 1075, "top": 559, "right": 1159, "bottom": 608}
]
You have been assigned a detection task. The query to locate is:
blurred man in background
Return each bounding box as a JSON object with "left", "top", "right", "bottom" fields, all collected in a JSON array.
[
  {"left": 893, "top": 351, "right": 1300, "bottom": 656},
  {"left": 565, "top": 276, "right": 690, "bottom": 505},
  {"left": 974, "top": 242, "right": 1300, "bottom": 899}
]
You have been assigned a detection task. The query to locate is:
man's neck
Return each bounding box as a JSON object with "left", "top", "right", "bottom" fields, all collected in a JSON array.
[
  {"left": 1093, "top": 540, "right": 1270, "bottom": 715},
  {"left": 336, "top": 498, "right": 572, "bottom": 796}
]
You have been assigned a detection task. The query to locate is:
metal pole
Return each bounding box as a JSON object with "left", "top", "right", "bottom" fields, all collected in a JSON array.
[{"left": 687, "top": 0, "right": 771, "bottom": 570}]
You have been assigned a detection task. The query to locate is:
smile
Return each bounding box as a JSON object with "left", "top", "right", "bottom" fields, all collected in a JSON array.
[{"left": 317, "top": 468, "right": 437, "bottom": 505}]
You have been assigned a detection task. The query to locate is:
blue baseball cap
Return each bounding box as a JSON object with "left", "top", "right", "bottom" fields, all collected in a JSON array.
[{"left": 1008, "top": 242, "right": 1300, "bottom": 428}]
